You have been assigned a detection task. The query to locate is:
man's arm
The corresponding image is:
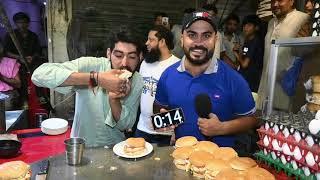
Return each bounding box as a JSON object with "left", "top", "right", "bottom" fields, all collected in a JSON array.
[
  {"left": 234, "top": 51, "right": 250, "bottom": 69},
  {"left": 0, "top": 74, "right": 21, "bottom": 88},
  {"left": 105, "top": 74, "right": 143, "bottom": 131},
  {"left": 32, "top": 58, "right": 125, "bottom": 93}
]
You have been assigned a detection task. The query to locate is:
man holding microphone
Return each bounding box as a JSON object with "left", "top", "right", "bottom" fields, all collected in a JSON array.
[{"left": 153, "top": 11, "right": 258, "bottom": 147}]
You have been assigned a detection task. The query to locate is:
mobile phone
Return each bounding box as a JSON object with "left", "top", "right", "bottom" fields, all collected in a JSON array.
[
  {"left": 151, "top": 108, "right": 185, "bottom": 130},
  {"left": 162, "top": 17, "right": 169, "bottom": 26}
]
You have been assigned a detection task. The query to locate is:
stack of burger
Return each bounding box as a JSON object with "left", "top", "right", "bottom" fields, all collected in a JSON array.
[
  {"left": 0, "top": 161, "right": 31, "bottom": 180},
  {"left": 123, "top": 137, "right": 147, "bottom": 156},
  {"left": 306, "top": 75, "right": 320, "bottom": 112},
  {"left": 171, "top": 136, "right": 275, "bottom": 179}
]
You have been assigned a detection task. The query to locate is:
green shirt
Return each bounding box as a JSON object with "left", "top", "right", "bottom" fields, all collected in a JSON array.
[{"left": 31, "top": 57, "right": 143, "bottom": 147}]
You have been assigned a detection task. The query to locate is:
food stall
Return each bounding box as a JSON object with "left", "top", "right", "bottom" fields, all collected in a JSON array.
[{"left": 0, "top": 0, "right": 320, "bottom": 180}]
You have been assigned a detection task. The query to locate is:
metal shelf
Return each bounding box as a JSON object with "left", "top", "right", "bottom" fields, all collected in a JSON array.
[{"left": 272, "top": 36, "right": 320, "bottom": 46}]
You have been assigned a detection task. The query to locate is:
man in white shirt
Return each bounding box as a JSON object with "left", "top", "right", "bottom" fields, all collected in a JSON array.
[
  {"left": 135, "top": 25, "right": 179, "bottom": 145},
  {"left": 257, "top": 0, "right": 310, "bottom": 111}
]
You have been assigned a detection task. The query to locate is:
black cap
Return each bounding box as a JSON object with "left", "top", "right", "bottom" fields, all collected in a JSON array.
[
  {"left": 182, "top": 10, "right": 217, "bottom": 32},
  {"left": 13, "top": 12, "right": 30, "bottom": 23},
  {"left": 242, "top": 15, "right": 261, "bottom": 27}
]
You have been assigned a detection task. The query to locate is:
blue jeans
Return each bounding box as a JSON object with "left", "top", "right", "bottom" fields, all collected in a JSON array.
[{"left": 134, "top": 129, "right": 171, "bottom": 145}]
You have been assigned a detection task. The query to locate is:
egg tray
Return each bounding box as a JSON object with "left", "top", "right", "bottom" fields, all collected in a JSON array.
[
  {"left": 257, "top": 128, "right": 320, "bottom": 173},
  {"left": 262, "top": 112, "right": 320, "bottom": 139},
  {"left": 312, "top": 0, "right": 320, "bottom": 36},
  {"left": 255, "top": 151, "right": 317, "bottom": 180},
  {"left": 257, "top": 141, "right": 320, "bottom": 174}
]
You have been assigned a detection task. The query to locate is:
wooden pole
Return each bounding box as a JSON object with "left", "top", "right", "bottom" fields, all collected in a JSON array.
[{"left": 0, "top": 2, "right": 30, "bottom": 72}]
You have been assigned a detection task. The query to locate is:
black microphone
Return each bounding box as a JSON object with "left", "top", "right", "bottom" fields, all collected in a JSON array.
[{"left": 194, "top": 93, "right": 212, "bottom": 119}]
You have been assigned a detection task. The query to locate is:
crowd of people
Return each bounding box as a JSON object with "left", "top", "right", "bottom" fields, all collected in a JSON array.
[{"left": 0, "top": 0, "right": 316, "bottom": 152}]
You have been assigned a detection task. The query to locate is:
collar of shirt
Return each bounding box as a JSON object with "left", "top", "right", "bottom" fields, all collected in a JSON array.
[{"left": 176, "top": 55, "right": 219, "bottom": 74}]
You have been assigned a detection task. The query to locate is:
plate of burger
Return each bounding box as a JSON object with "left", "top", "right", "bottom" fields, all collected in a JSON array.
[{"left": 113, "top": 138, "right": 153, "bottom": 158}]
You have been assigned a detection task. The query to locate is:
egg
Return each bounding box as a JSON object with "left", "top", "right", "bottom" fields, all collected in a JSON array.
[
  {"left": 309, "top": 119, "right": 320, "bottom": 135},
  {"left": 291, "top": 160, "right": 298, "bottom": 170},
  {"left": 263, "top": 148, "right": 268, "bottom": 155},
  {"left": 294, "top": 131, "right": 301, "bottom": 143},
  {"left": 303, "top": 166, "right": 311, "bottom": 177},
  {"left": 282, "top": 143, "right": 293, "bottom": 155},
  {"left": 265, "top": 122, "right": 270, "bottom": 130},
  {"left": 271, "top": 151, "right": 277, "bottom": 160},
  {"left": 306, "top": 135, "right": 315, "bottom": 147},
  {"left": 293, "top": 146, "right": 302, "bottom": 160},
  {"left": 282, "top": 127, "right": 290, "bottom": 138},
  {"left": 272, "top": 139, "right": 282, "bottom": 151},
  {"left": 280, "top": 154, "right": 287, "bottom": 165},
  {"left": 273, "top": 124, "right": 279, "bottom": 134},
  {"left": 306, "top": 152, "right": 316, "bottom": 167},
  {"left": 316, "top": 110, "right": 320, "bottom": 120},
  {"left": 263, "top": 135, "right": 270, "bottom": 146}
]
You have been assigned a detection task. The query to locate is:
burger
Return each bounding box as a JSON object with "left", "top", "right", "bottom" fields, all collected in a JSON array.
[
  {"left": 0, "top": 161, "right": 31, "bottom": 180},
  {"left": 171, "top": 146, "right": 194, "bottom": 171},
  {"left": 245, "top": 167, "right": 275, "bottom": 180},
  {"left": 193, "top": 141, "right": 219, "bottom": 154},
  {"left": 123, "top": 137, "right": 146, "bottom": 156},
  {"left": 204, "top": 159, "right": 230, "bottom": 180},
  {"left": 189, "top": 151, "right": 214, "bottom": 178},
  {"left": 311, "top": 75, "right": 320, "bottom": 93},
  {"left": 214, "top": 147, "right": 238, "bottom": 161},
  {"left": 229, "top": 157, "right": 257, "bottom": 171},
  {"left": 215, "top": 168, "right": 246, "bottom": 180},
  {"left": 119, "top": 69, "right": 133, "bottom": 79},
  {"left": 175, "top": 136, "right": 198, "bottom": 148}
]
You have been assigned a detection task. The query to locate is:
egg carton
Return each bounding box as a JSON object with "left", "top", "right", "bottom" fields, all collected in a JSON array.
[
  {"left": 257, "top": 141, "right": 320, "bottom": 174},
  {"left": 257, "top": 128, "right": 320, "bottom": 172},
  {"left": 255, "top": 150, "right": 319, "bottom": 180},
  {"left": 263, "top": 111, "right": 320, "bottom": 138},
  {"left": 257, "top": 127, "right": 320, "bottom": 157},
  {"left": 313, "top": 1, "right": 320, "bottom": 37}
]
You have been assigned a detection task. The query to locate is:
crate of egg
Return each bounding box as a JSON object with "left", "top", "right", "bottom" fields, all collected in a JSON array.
[
  {"left": 312, "top": 0, "right": 320, "bottom": 37},
  {"left": 255, "top": 111, "right": 320, "bottom": 179}
]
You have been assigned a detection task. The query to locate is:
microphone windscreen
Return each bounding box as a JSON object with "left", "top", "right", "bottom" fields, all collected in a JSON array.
[{"left": 194, "top": 93, "right": 212, "bottom": 118}]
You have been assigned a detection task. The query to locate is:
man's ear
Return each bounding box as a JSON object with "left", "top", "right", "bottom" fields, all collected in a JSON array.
[
  {"left": 180, "top": 35, "right": 184, "bottom": 48},
  {"left": 139, "top": 52, "right": 143, "bottom": 62},
  {"left": 106, "top": 48, "right": 111, "bottom": 59}
]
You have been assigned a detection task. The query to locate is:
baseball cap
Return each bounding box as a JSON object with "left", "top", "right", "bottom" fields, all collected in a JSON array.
[
  {"left": 242, "top": 15, "right": 261, "bottom": 27},
  {"left": 182, "top": 10, "right": 217, "bottom": 32}
]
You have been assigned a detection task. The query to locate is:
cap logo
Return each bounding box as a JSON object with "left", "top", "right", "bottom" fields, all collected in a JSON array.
[{"left": 195, "top": 12, "right": 210, "bottom": 18}]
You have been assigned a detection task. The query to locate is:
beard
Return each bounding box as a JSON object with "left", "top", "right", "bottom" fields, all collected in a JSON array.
[
  {"left": 183, "top": 45, "right": 213, "bottom": 66},
  {"left": 144, "top": 47, "right": 161, "bottom": 64}
]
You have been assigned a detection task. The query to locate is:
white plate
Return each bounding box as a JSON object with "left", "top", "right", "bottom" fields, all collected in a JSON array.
[
  {"left": 41, "top": 118, "right": 68, "bottom": 135},
  {"left": 113, "top": 141, "right": 153, "bottom": 159}
]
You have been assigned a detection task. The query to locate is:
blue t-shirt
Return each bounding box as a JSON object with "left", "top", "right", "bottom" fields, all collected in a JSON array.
[{"left": 155, "top": 59, "right": 255, "bottom": 147}]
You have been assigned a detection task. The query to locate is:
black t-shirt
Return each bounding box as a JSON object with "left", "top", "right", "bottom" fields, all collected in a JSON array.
[
  {"left": 4, "top": 29, "right": 41, "bottom": 57},
  {"left": 239, "top": 36, "right": 264, "bottom": 92}
]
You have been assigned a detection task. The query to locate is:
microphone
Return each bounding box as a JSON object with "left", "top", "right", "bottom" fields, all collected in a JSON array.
[{"left": 194, "top": 93, "right": 212, "bottom": 119}]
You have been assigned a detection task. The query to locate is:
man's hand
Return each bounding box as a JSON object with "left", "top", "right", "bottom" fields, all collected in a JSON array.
[
  {"left": 99, "top": 70, "right": 127, "bottom": 93},
  {"left": 197, "top": 113, "right": 224, "bottom": 137},
  {"left": 26, "top": 56, "right": 33, "bottom": 64},
  {"left": 108, "top": 80, "right": 131, "bottom": 99},
  {"left": 154, "top": 108, "right": 178, "bottom": 133}
]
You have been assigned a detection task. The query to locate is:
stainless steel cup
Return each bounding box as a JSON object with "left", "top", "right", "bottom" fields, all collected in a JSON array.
[{"left": 64, "top": 137, "right": 85, "bottom": 165}]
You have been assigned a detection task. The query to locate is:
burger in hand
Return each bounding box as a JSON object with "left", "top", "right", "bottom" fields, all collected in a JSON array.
[{"left": 124, "top": 138, "right": 146, "bottom": 156}]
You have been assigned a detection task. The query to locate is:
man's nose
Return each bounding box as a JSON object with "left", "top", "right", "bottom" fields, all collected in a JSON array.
[{"left": 121, "top": 57, "right": 128, "bottom": 67}]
